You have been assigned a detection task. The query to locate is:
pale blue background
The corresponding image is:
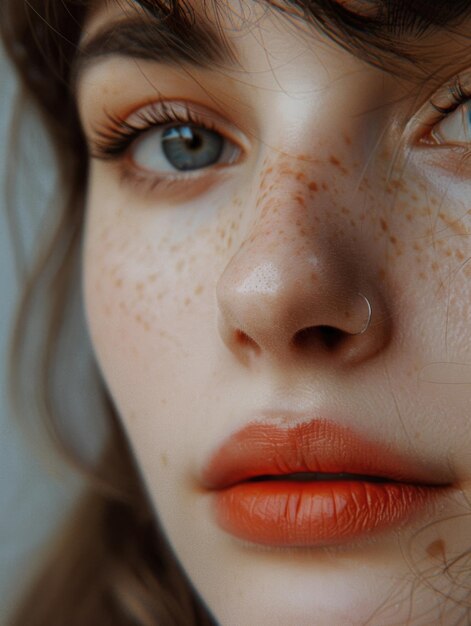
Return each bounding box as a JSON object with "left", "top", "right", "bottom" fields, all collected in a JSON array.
[{"left": 0, "top": 49, "right": 80, "bottom": 623}]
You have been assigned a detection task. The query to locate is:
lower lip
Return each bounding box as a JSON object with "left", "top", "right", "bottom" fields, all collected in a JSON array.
[{"left": 212, "top": 480, "right": 443, "bottom": 546}]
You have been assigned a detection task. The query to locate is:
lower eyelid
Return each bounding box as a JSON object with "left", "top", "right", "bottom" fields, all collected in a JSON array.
[{"left": 112, "top": 160, "right": 236, "bottom": 202}]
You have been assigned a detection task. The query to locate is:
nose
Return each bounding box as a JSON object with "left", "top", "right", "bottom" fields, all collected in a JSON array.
[{"left": 216, "top": 168, "right": 390, "bottom": 367}]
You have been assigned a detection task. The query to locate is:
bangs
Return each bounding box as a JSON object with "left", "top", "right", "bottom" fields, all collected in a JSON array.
[{"left": 129, "top": 0, "right": 471, "bottom": 77}]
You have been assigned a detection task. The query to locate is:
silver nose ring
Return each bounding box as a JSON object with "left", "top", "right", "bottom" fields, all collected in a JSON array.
[{"left": 352, "top": 292, "right": 372, "bottom": 335}]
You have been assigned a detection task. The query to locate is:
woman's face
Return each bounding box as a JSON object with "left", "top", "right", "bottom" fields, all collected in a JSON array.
[{"left": 79, "top": 1, "right": 471, "bottom": 623}]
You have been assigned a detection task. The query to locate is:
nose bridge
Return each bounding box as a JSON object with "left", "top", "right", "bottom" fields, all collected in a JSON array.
[
  {"left": 240, "top": 154, "right": 344, "bottom": 273},
  {"left": 229, "top": 165, "right": 321, "bottom": 294}
]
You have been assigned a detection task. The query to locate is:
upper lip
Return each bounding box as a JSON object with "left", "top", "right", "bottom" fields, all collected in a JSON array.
[{"left": 199, "top": 415, "right": 452, "bottom": 490}]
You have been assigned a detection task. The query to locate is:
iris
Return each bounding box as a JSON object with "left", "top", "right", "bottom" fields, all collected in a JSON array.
[{"left": 162, "top": 125, "right": 224, "bottom": 171}]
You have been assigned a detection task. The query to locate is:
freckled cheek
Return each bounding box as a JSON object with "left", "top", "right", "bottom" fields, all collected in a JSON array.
[
  {"left": 82, "top": 219, "right": 217, "bottom": 382},
  {"left": 82, "top": 224, "right": 227, "bottom": 483}
]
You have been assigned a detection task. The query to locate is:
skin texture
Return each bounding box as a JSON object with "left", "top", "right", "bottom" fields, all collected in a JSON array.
[{"left": 79, "top": 2, "right": 471, "bottom": 624}]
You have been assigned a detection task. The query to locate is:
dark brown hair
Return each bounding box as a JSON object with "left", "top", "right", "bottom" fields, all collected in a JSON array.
[{"left": 2, "top": 1, "right": 471, "bottom": 624}]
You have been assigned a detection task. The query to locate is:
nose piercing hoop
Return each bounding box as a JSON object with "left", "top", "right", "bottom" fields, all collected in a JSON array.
[{"left": 353, "top": 292, "right": 372, "bottom": 335}]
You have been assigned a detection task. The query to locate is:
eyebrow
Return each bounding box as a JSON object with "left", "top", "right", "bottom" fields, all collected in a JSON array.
[{"left": 73, "top": 10, "right": 236, "bottom": 85}]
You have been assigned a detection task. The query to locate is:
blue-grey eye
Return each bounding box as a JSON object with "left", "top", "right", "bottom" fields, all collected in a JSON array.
[
  {"left": 432, "top": 101, "right": 471, "bottom": 145},
  {"left": 162, "top": 126, "right": 223, "bottom": 170},
  {"left": 133, "top": 124, "right": 240, "bottom": 173}
]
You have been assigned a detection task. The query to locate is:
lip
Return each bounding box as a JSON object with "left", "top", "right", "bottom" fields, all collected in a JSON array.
[{"left": 200, "top": 418, "right": 452, "bottom": 547}]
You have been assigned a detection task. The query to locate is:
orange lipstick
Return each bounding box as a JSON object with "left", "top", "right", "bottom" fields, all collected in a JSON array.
[{"left": 200, "top": 419, "right": 450, "bottom": 547}]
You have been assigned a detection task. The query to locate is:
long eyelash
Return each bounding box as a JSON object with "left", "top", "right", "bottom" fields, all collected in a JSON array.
[
  {"left": 90, "top": 102, "right": 214, "bottom": 160},
  {"left": 431, "top": 77, "right": 471, "bottom": 117}
]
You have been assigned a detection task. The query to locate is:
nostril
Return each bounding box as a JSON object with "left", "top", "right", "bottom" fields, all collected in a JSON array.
[
  {"left": 235, "top": 329, "right": 260, "bottom": 352},
  {"left": 320, "top": 326, "right": 345, "bottom": 349},
  {"left": 293, "top": 325, "right": 345, "bottom": 351}
]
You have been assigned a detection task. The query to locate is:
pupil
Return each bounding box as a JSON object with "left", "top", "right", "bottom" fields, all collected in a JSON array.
[{"left": 186, "top": 133, "right": 202, "bottom": 151}]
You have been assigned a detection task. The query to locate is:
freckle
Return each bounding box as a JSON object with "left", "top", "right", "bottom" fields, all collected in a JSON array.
[
  {"left": 136, "top": 282, "right": 144, "bottom": 292},
  {"left": 161, "top": 453, "right": 168, "bottom": 467},
  {"left": 114, "top": 278, "right": 123, "bottom": 288},
  {"left": 322, "top": 182, "right": 329, "bottom": 191},
  {"left": 176, "top": 259, "right": 185, "bottom": 272},
  {"left": 295, "top": 195, "right": 305, "bottom": 207},
  {"left": 456, "top": 250, "right": 465, "bottom": 260},
  {"left": 390, "top": 236, "right": 397, "bottom": 245},
  {"left": 378, "top": 268, "right": 386, "bottom": 280},
  {"left": 350, "top": 219, "right": 356, "bottom": 227},
  {"left": 426, "top": 539, "right": 446, "bottom": 560},
  {"left": 413, "top": 242, "right": 422, "bottom": 252},
  {"left": 184, "top": 297, "right": 191, "bottom": 306},
  {"left": 445, "top": 249, "right": 452, "bottom": 257},
  {"left": 380, "top": 218, "right": 388, "bottom": 232},
  {"left": 308, "top": 181, "right": 318, "bottom": 192},
  {"left": 329, "top": 155, "right": 340, "bottom": 167},
  {"left": 148, "top": 273, "right": 158, "bottom": 283},
  {"left": 431, "top": 262, "right": 439, "bottom": 271},
  {"left": 343, "top": 133, "right": 352, "bottom": 145},
  {"left": 406, "top": 213, "right": 413, "bottom": 222},
  {"left": 296, "top": 172, "right": 306, "bottom": 181},
  {"left": 441, "top": 214, "right": 469, "bottom": 236},
  {"left": 411, "top": 194, "right": 419, "bottom": 201},
  {"left": 195, "top": 285, "right": 204, "bottom": 295}
]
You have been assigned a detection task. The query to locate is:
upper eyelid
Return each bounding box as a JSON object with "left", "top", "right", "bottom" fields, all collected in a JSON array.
[
  {"left": 118, "top": 100, "right": 244, "bottom": 132},
  {"left": 427, "top": 72, "right": 471, "bottom": 113},
  {"left": 88, "top": 100, "right": 251, "bottom": 161},
  {"left": 400, "top": 71, "right": 471, "bottom": 144}
]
